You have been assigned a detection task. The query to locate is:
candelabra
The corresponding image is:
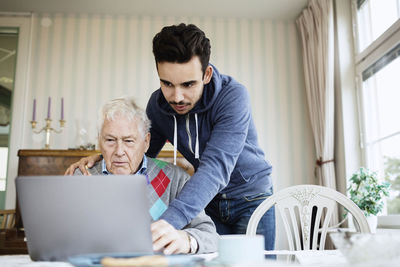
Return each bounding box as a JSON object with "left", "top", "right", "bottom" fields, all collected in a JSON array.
[
  {"left": 30, "top": 118, "right": 66, "bottom": 149},
  {"left": 30, "top": 97, "right": 65, "bottom": 149}
]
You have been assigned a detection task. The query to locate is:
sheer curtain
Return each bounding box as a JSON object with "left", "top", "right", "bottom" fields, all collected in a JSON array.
[{"left": 297, "top": 0, "right": 338, "bottom": 224}]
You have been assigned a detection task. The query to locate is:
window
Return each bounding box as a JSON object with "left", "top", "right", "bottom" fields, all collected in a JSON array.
[
  {"left": 357, "top": 0, "right": 400, "bottom": 51},
  {"left": 360, "top": 46, "right": 400, "bottom": 214},
  {"left": 354, "top": 0, "right": 400, "bottom": 216}
]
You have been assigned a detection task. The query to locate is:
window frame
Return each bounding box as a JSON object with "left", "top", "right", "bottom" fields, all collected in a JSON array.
[{"left": 352, "top": 0, "right": 400, "bottom": 228}]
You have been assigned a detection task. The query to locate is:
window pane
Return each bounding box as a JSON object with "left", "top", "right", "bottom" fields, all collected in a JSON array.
[
  {"left": 362, "top": 56, "right": 400, "bottom": 143},
  {"left": 384, "top": 153, "right": 400, "bottom": 214},
  {"left": 362, "top": 52, "right": 400, "bottom": 215},
  {"left": 366, "top": 135, "right": 400, "bottom": 215},
  {"left": 0, "top": 147, "right": 8, "bottom": 191},
  {"left": 366, "top": 135, "right": 400, "bottom": 171},
  {"left": 357, "top": 0, "right": 400, "bottom": 51}
]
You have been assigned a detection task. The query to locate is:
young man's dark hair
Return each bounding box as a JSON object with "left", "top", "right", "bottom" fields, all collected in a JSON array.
[{"left": 152, "top": 23, "right": 211, "bottom": 75}]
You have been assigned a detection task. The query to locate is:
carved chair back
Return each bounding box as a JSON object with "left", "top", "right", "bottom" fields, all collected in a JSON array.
[
  {"left": 0, "top": 209, "right": 16, "bottom": 230},
  {"left": 246, "top": 185, "right": 370, "bottom": 250}
]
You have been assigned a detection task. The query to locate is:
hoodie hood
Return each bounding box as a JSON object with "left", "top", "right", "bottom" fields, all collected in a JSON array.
[{"left": 155, "top": 64, "right": 223, "bottom": 116}]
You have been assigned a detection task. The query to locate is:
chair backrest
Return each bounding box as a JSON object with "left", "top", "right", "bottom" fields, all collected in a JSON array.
[
  {"left": 246, "top": 185, "right": 370, "bottom": 250},
  {"left": 0, "top": 209, "right": 16, "bottom": 230}
]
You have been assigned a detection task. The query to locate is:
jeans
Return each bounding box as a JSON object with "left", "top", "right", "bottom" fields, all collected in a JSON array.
[{"left": 205, "top": 189, "right": 276, "bottom": 251}]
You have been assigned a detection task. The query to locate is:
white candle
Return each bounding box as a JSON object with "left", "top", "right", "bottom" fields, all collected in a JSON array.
[
  {"left": 32, "top": 99, "right": 36, "bottom": 121},
  {"left": 47, "top": 97, "right": 51, "bottom": 119},
  {"left": 61, "top": 97, "right": 64, "bottom": 120}
]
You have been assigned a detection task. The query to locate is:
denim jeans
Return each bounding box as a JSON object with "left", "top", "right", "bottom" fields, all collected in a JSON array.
[{"left": 205, "top": 189, "right": 276, "bottom": 251}]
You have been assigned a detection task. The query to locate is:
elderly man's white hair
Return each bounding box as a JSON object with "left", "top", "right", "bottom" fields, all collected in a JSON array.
[{"left": 98, "top": 97, "right": 151, "bottom": 138}]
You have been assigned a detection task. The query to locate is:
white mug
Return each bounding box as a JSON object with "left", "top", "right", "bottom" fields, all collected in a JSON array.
[{"left": 217, "top": 234, "right": 265, "bottom": 264}]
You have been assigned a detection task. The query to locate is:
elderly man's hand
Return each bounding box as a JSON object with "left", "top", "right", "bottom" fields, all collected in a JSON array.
[
  {"left": 64, "top": 154, "right": 101, "bottom": 175},
  {"left": 151, "top": 219, "right": 191, "bottom": 255}
]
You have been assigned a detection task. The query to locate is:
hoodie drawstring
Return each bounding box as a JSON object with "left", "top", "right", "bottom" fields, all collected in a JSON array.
[
  {"left": 173, "top": 115, "right": 177, "bottom": 165},
  {"left": 194, "top": 113, "right": 199, "bottom": 159},
  {"left": 172, "top": 114, "right": 200, "bottom": 165}
]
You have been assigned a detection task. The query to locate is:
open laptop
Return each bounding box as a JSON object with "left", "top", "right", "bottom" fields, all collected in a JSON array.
[{"left": 16, "top": 175, "right": 154, "bottom": 261}]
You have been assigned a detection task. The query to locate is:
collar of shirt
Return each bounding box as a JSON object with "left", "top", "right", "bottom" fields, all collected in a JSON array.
[{"left": 101, "top": 155, "right": 148, "bottom": 175}]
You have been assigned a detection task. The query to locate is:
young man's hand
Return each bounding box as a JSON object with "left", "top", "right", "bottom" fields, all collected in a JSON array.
[
  {"left": 151, "top": 219, "right": 192, "bottom": 255},
  {"left": 64, "top": 154, "right": 101, "bottom": 175}
]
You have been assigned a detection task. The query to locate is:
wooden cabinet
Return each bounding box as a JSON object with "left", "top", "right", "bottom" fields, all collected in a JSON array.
[
  {"left": 17, "top": 149, "right": 101, "bottom": 176},
  {"left": 17, "top": 149, "right": 194, "bottom": 176}
]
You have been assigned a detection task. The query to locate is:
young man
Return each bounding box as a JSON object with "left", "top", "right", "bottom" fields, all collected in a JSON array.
[
  {"left": 66, "top": 23, "right": 275, "bottom": 250},
  {"left": 74, "top": 97, "right": 218, "bottom": 255}
]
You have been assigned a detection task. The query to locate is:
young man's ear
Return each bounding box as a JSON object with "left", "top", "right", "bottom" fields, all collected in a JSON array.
[{"left": 203, "top": 65, "right": 213, "bottom": 84}]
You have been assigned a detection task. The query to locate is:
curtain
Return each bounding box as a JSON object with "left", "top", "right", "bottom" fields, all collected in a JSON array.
[{"left": 297, "top": 0, "right": 338, "bottom": 225}]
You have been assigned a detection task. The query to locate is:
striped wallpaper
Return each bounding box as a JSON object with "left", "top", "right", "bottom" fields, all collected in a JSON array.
[
  {"left": 21, "top": 13, "right": 316, "bottom": 190},
  {"left": 22, "top": 13, "right": 315, "bottom": 191}
]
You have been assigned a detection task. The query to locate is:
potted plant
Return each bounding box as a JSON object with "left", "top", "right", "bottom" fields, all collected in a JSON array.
[{"left": 347, "top": 167, "right": 390, "bottom": 232}]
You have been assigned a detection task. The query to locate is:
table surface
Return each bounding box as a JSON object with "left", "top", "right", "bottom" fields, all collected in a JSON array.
[
  {"left": 0, "top": 250, "right": 350, "bottom": 267},
  {"left": 1, "top": 250, "right": 399, "bottom": 267}
]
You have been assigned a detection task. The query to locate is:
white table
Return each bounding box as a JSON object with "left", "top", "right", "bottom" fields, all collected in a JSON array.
[
  {"left": 1, "top": 250, "right": 399, "bottom": 267},
  {"left": 0, "top": 251, "right": 356, "bottom": 267},
  {"left": 0, "top": 255, "right": 73, "bottom": 267},
  {"left": 265, "top": 249, "right": 347, "bottom": 265}
]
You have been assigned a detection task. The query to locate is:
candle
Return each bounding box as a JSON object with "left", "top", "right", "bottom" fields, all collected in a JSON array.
[
  {"left": 47, "top": 97, "right": 51, "bottom": 119},
  {"left": 32, "top": 99, "right": 36, "bottom": 121},
  {"left": 61, "top": 97, "right": 64, "bottom": 120}
]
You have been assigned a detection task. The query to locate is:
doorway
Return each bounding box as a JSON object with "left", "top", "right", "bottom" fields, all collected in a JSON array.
[{"left": 0, "top": 28, "right": 18, "bottom": 208}]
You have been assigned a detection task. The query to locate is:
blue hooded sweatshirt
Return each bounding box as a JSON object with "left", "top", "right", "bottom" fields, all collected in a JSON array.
[{"left": 146, "top": 64, "right": 272, "bottom": 229}]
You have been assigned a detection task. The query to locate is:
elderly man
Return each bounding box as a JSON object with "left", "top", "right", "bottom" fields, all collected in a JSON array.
[{"left": 74, "top": 97, "right": 218, "bottom": 255}]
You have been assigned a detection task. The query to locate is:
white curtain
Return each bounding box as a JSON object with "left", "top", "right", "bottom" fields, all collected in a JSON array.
[{"left": 297, "top": 0, "right": 338, "bottom": 224}]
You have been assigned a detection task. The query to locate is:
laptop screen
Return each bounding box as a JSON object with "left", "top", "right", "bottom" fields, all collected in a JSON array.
[{"left": 16, "top": 175, "right": 153, "bottom": 261}]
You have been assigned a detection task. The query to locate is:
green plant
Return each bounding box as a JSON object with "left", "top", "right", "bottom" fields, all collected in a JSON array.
[{"left": 348, "top": 167, "right": 390, "bottom": 217}]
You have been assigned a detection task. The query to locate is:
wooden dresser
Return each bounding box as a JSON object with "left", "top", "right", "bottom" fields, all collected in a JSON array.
[
  {"left": 17, "top": 149, "right": 194, "bottom": 176},
  {"left": 0, "top": 149, "right": 194, "bottom": 255},
  {"left": 17, "top": 149, "right": 101, "bottom": 176}
]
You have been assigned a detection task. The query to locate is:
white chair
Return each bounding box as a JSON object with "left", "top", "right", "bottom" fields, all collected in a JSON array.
[{"left": 246, "top": 185, "right": 370, "bottom": 250}]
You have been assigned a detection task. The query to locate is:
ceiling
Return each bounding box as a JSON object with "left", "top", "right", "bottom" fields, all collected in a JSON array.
[{"left": 0, "top": 0, "right": 308, "bottom": 20}]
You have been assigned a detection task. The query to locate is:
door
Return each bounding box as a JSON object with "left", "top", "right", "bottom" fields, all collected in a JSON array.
[{"left": 0, "top": 28, "right": 18, "bottom": 208}]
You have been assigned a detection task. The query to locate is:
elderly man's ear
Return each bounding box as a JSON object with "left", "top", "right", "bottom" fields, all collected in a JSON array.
[{"left": 144, "top": 132, "right": 151, "bottom": 153}]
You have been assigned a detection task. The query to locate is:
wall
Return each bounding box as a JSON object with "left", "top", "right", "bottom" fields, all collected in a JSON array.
[{"left": 4, "top": 13, "right": 315, "bottom": 248}]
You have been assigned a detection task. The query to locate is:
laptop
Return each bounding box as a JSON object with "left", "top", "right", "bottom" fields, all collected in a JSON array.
[{"left": 16, "top": 175, "right": 154, "bottom": 261}]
